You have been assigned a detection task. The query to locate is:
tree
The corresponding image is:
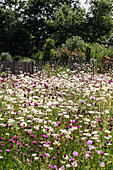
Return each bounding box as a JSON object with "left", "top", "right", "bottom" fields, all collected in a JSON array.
[
  {"left": 0, "top": 0, "right": 32, "bottom": 57},
  {"left": 42, "top": 38, "right": 56, "bottom": 61},
  {"left": 82, "top": 0, "right": 113, "bottom": 43},
  {"left": 24, "top": 0, "right": 81, "bottom": 52},
  {"left": 47, "top": 2, "right": 85, "bottom": 46}
]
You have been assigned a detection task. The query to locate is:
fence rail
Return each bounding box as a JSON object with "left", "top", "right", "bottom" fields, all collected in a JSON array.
[
  {"left": 0, "top": 60, "right": 113, "bottom": 75},
  {"left": 0, "top": 61, "right": 34, "bottom": 74}
]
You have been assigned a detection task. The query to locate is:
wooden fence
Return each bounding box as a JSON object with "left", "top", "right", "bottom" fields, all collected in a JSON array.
[
  {"left": 0, "top": 61, "right": 34, "bottom": 74},
  {"left": 0, "top": 60, "right": 80, "bottom": 74},
  {"left": 0, "top": 60, "right": 113, "bottom": 75}
]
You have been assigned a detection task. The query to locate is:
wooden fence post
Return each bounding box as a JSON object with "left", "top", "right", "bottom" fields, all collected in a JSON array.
[
  {"left": 92, "top": 60, "right": 94, "bottom": 76},
  {"left": 31, "top": 61, "right": 34, "bottom": 74},
  {"left": 12, "top": 61, "right": 15, "bottom": 74}
]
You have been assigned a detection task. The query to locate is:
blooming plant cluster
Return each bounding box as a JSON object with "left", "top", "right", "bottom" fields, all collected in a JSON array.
[
  {"left": 104, "top": 54, "right": 113, "bottom": 69},
  {"left": 0, "top": 66, "right": 113, "bottom": 169}
]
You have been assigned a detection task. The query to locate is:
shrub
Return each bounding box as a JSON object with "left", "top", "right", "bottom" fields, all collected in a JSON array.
[
  {"left": 100, "top": 33, "right": 113, "bottom": 46},
  {"left": 89, "top": 43, "right": 107, "bottom": 61},
  {"left": 42, "top": 38, "right": 56, "bottom": 61},
  {"left": 56, "top": 47, "right": 86, "bottom": 63},
  {"left": 31, "top": 52, "right": 40, "bottom": 61},
  {"left": 70, "top": 49, "right": 86, "bottom": 63},
  {"left": 84, "top": 43, "right": 92, "bottom": 62},
  {"left": 107, "top": 46, "right": 113, "bottom": 59},
  {"left": 13, "top": 55, "right": 22, "bottom": 61},
  {"left": 61, "top": 36, "right": 92, "bottom": 62},
  {"left": 56, "top": 48, "right": 71, "bottom": 61},
  {"left": 62, "top": 36, "right": 86, "bottom": 52},
  {"left": 0, "top": 52, "right": 13, "bottom": 61}
]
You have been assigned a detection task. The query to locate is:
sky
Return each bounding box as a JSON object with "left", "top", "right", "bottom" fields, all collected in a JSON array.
[
  {"left": 80, "top": 0, "right": 88, "bottom": 5},
  {"left": 80, "top": 0, "right": 90, "bottom": 10},
  {"left": 0, "top": 0, "right": 90, "bottom": 11}
]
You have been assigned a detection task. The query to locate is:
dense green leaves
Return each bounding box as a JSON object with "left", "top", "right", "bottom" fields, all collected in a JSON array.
[
  {"left": 82, "top": 0, "right": 113, "bottom": 42},
  {"left": 0, "top": 0, "right": 32, "bottom": 57},
  {"left": 25, "top": 0, "right": 80, "bottom": 50},
  {"left": 0, "top": 0, "right": 113, "bottom": 60}
]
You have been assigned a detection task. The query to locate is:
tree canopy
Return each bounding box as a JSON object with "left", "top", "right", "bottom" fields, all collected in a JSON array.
[
  {"left": 83, "top": 0, "right": 113, "bottom": 43},
  {"left": 0, "top": 0, "right": 113, "bottom": 58}
]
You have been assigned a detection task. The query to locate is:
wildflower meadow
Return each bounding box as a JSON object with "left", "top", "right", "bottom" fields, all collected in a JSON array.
[{"left": 0, "top": 65, "right": 113, "bottom": 170}]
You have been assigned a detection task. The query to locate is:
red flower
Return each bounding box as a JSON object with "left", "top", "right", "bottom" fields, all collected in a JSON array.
[{"left": 99, "top": 46, "right": 103, "bottom": 49}]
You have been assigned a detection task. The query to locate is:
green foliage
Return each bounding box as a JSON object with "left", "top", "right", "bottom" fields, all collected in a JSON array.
[
  {"left": 13, "top": 55, "right": 22, "bottom": 61},
  {"left": 42, "top": 38, "right": 56, "bottom": 61},
  {"left": 84, "top": 0, "right": 113, "bottom": 43},
  {"left": 0, "top": 0, "right": 32, "bottom": 57},
  {"left": 0, "top": 52, "right": 13, "bottom": 61},
  {"left": 106, "top": 46, "right": 113, "bottom": 60},
  {"left": 37, "top": 50, "right": 44, "bottom": 61},
  {"left": 0, "top": 0, "right": 113, "bottom": 59},
  {"left": 47, "top": 2, "right": 85, "bottom": 46},
  {"left": 85, "top": 43, "right": 92, "bottom": 62},
  {"left": 56, "top": 47, "right": 86, "bottom": 62},
  {"left": 62, "top": 36, "right": 86, "bottom": 52},
  {"left": 31, "top": 52, "right": 39, "bottom": 61},
  {"left": 87, "top": 43, "right": 113, "bottom": 71},
  {"left": 56, "top": 48, "right": 71, "bottom": 61},
  {"left": 100, "top": 33, "right": 113, "bottom": 46},
  {"left": 30, "top": 38, "right": 57, "bottom": 61},
  {"left": 61, "top": 36, "right": 92, "bottom": 62},
  {"left": 19, "top": 57, "right": 34, "bottom": 62},
  {"left": 25, "top": 0, "right": 79, "bottom": 51},
  {"left": 89, "top": 43, "right": 109, "bottom": 66}
]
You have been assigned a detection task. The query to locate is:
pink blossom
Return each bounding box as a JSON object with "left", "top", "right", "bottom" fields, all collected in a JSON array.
[
  {"left": 46, "top": 153, "right": 50, "bottom": 157},
  {"left": 59, "top": 165, "right": 64, "bottom": 170},
  {"left": 32, "top": 141, "right": 37, "bottom": 144},
  {"left": 73, "top": 151, "right": 78, "bottom": 156},
  {"left": 14, "top": 156, "right": 17, "bottom": 159},
  {"left": 71, "top": 162, "right": 78, "bottom": 167},
  {"left": 100, "top": 162, "right": 105, "bottom": 167},
  {"left": 6, "top": 149, "right": 10, "bottom": 152},
  {"left": 85, "top": 153, "right": 89, "bottom": 158},
  {"left": 27, "top": 158, "right": 30, "bottom": 162},
  {"left": 87, "top": 140, "right": 93, "bottom": 145},
  {"left": 99, "top": 151, "right": 104, "bottom": 155},
  {"left": 39, "top": 154, "right": 43, "bottom": 157},
  {"left": 53, "top": 165, "right": 57, "bottom": 169}
]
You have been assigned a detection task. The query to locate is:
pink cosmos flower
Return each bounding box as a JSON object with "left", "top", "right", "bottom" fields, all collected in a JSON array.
[
  {"left": 6, "top": 149, "right": 10, "bottom": 152},
  {"left": 85, "top": 153, "right": 89, "bottom": 158},
  {"left": 87, "top": 140, "right": 93, "bottom": 145},
  {"left": 53, "top": 165, "right": 57, "bottom": 169},
  {"left": 34, "top": 102, "right": 39, "bottom": 106},
  {"left": 73, "top": 151, "right": 78, "bottom": 156},
  {"left": 25, "top": 144, "right": 28, "bottom": 147},
  {"left": 100, "top": 162, "right": 105, "bottom": 167},
  {"left": 46, "top": 153, "right": 50, "bottom": 157},
  {"left": 14, "top": 156, "right": 17, "bottom": 159},
  {"left": 27, "top": 158, "right": 30, "bottom": 162},
  {"left": 32, "top": 141, "right": 37, "bottom": 144},
  {"left": 48, "top": 164, "right": 51, "bottom": 167},
  {"left": 39, "top": 154, "right": 43, "bottom": 157},
  {"left": 99, "top": 151, "right": 104, "bottom": 155},
  {"left": 71, "top": 162, "right": 78, "bottom": 167},
  {"left": 59, "top": 165, "right": 64, "bottom": 170}
]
